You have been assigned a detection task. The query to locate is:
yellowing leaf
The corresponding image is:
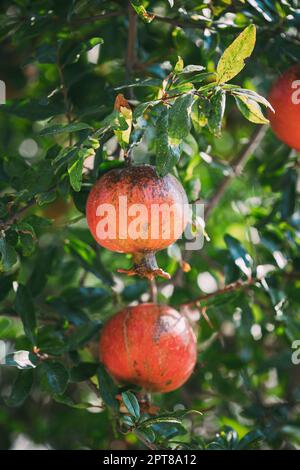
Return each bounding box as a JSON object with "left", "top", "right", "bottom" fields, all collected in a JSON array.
[
  {"left": 114, "top": 94, "right": 132, "bottom": 148},
  {"left": 217, "top": 25, "right": 256, "bottom": 84},
  {"left": 234, "top": 95, "right": 269, "bottom": 124}
]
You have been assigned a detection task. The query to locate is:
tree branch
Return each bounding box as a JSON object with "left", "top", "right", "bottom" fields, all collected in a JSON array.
[
  {"left": 205, "top": 125, "right": 267, "bottom": 218},
  {"left": 0, "top": 198, "right": 36, "bottom": 231},
  {"left": 179, "top": 278, "right": 256, "bottom": 308},
  {"left": 126, "top": 3, "right": 137, "bottom": 92}
]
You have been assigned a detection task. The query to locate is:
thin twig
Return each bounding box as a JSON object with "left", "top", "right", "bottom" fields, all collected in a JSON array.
[
  {"left": 71, "top": 10, "right": 123, "bottom": 25},
  {"left": 134, "top": 430, "right": 160, "bottom": 450},
  {"left": 205, "top": 125, "right": 267, "bottom": 218},
  {"left": 0, "top": 198, "right": 36, "bottom": 231},
  {"left": 179, "top": 278, "right": 256, "bottom": 308}
]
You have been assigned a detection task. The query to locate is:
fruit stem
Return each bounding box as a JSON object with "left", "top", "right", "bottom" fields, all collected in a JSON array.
[{"left": 117, "top": 252, "right": 171, "bottom": 280}]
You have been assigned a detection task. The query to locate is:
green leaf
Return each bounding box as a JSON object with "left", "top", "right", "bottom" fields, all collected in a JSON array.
[
  {"left": 39, "top": 362, "right": 69, "bottom": 395},
  {"left": 62, "top": 37, "right": 104, "bottom": 65},
  {"left": 236, "top": 430, "right": 263, "bottom": 449},
  {"left": 216, "top": 24, "right": 256, "bottom": 83},
  {"left": 140, "top": 416, "right": 182, "bottom": 428},
  {"left": 97, "top": 363, "right": 118, "bottom": 410},
  {"left": 231, "top": 88, "right": 274, "bottom": 112},
  {"left": 68, "top": 155, "right": 84, "bottom": 192},
  {"left": 0, "top": 317, "right": 11, "bottom": 335},
  {"left": 281, "top": 169, "right": 297, "bottom": 219},
  {"left": 15, "top": 284, "right": 37, "bottom": 345},
  {"left": 168, "top": 94, "right": 194, "bottom": 142},
  {"left": 67, "top": 321, "right": 102, "bottom": 350},
  {"left": 0, "top": 237, "right": 18, "bottom": 272},
  {"left": 121, "top": 391, "right": 140, "bottom": 419},
  {"left": 234, "top": 95, "right": 269, "bottom": 124},
  {"left": 39, "top": 122, "right": 92, "bottom": 136},
  {"left": 5, "top": 369, "right": 34, "bottom": 407},
  {"left": 16, "top": 222, "right": 36, "bottom": 256},
  {"left": 156, "top": 107, "right": 181, "bottom": 176},
  {"left": 65, "top": 238, "right": 114, "bottom": 285},
  {"left": 130, "top": 1, "right": 155, "bottom": 23},
  {"left": 224, "top": 234, "right": 252, "bottom": 277},
  {"left": 70, "top": 363, "right": 98, "bottom": 382},
  {"left": 207, "top": 90, "right": 226, "bottom": 137}
]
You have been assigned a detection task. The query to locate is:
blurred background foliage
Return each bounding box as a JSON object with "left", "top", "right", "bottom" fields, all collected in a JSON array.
[{"left": 0, "top": 0, "right": 300, "bottom": 450}]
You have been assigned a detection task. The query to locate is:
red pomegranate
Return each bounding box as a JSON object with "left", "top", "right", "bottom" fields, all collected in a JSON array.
[
  {"left": 268, "top": 65, "right": 300, "bottom": 151},
  {"left": 99, "top": 303, "right": 197, "bottom": 393},
  {"left": 86, "top": 165, "right": 189, "bottom": 279}
]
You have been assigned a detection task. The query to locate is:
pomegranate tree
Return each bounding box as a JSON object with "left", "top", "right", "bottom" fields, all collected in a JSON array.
[
  {"left": 86, "top": 164, "right": 189, "bottom": 279},
  {"left": 99, "top": 303, "right": 197, "bottom": 393}
]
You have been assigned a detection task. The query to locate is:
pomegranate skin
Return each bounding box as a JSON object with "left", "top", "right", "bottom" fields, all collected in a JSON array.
[
  {"left": 268, "top": 65, "right": 300, "bottom": 151},
  {"left": 99, "top": 303, "right": 197, "bottom": 393},
  {"left": 86, "top": 165, "right": 188, "bottom": 254}
]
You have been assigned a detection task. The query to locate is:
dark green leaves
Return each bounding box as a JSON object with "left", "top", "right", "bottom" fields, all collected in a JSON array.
[
  {"left": 0, "top": 237, "right": 18, "bottom": 272},
  {"left": 68, "top": 149, "right": 85, "bottom": 192},
  {"left": 217, "top": 25, "right": 256, "bottom": 83},
  {"left": 168, "top": 94, "right": 193, "bottom": 142},
  {"left": 67, "top": 321, "right": 102, "bottom": 350},
  {"left": 207, "top": 90, "right": 226, "bottom": 137},
  {"left": 39, "top": 122, "right": 92, "bottom": 136},
  {"left": 97, "top": 363, "right": 118, "bottom": 410},
  {"left": 39, "top": 362, "right": 69, "bottom": 395},
  {"left": 156, "top": 107, "right": 181, "bottom": 176},
  {"left": 70, "top": 363, "right": 98, "bottom": 382},
  {"left": 121, "top": 391, "right": 140, "bottom": 419},
  {"left": 15, "top": 284, "right": 37, "bottom": 345},
  {"left": 224, "top": 235, "right": 252, "bottom": 278},
  {"left": 5, "top": 369, "right": 34, "bottom": 407}
]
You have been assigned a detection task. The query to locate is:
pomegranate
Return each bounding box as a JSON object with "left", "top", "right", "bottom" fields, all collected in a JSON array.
[
  {"left": 86, "top": 164, "right": 189, "bottom": 279},
  {"left": 99, "top": 303, "right": 197, "bottom": 393},
  {"left": 268, "top": 65, "right": 300, "bottom": 151}
]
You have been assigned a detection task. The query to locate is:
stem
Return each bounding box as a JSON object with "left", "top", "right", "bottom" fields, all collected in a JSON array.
[
  {"left": 149, "top": 278, "right": 158, "bottom": 303},
  {"left": 205, "top": 125, "right": 267, "bottom": 218},
  {"left": 179, "top": 278, "right": 256, "bottom": 308}
]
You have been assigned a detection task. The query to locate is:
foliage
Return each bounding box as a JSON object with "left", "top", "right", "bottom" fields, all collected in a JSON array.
[{"left": 0, "top": 0, "right": 300, "bottom": 451}]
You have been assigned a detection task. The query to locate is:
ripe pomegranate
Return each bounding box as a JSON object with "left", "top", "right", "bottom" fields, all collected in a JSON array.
[
  {"left": 86, "top": 164, "right": 189, "bottom": 279},
  {"left": 99, "top": 303, "right": 197, "bottom": 393},
  {"left": 268, "top": 65, "right": 300, "bottom": 151}
]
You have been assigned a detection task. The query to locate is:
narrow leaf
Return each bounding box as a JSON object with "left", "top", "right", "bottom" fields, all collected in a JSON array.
[
  {"left": 122, "top": 391, "right": 140, "bottom": 419},
  {"left": 15, "top": 284, "right": 37, "bottom": 345},
  {"left": 156, "top": 107, "right": 181, "bottom": 176},
  {"left": 39, "top": 122, "right": 92, "bottom": 136},
  {"left": 97, "top": 363, "right": 118, "bottom": 410}
]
